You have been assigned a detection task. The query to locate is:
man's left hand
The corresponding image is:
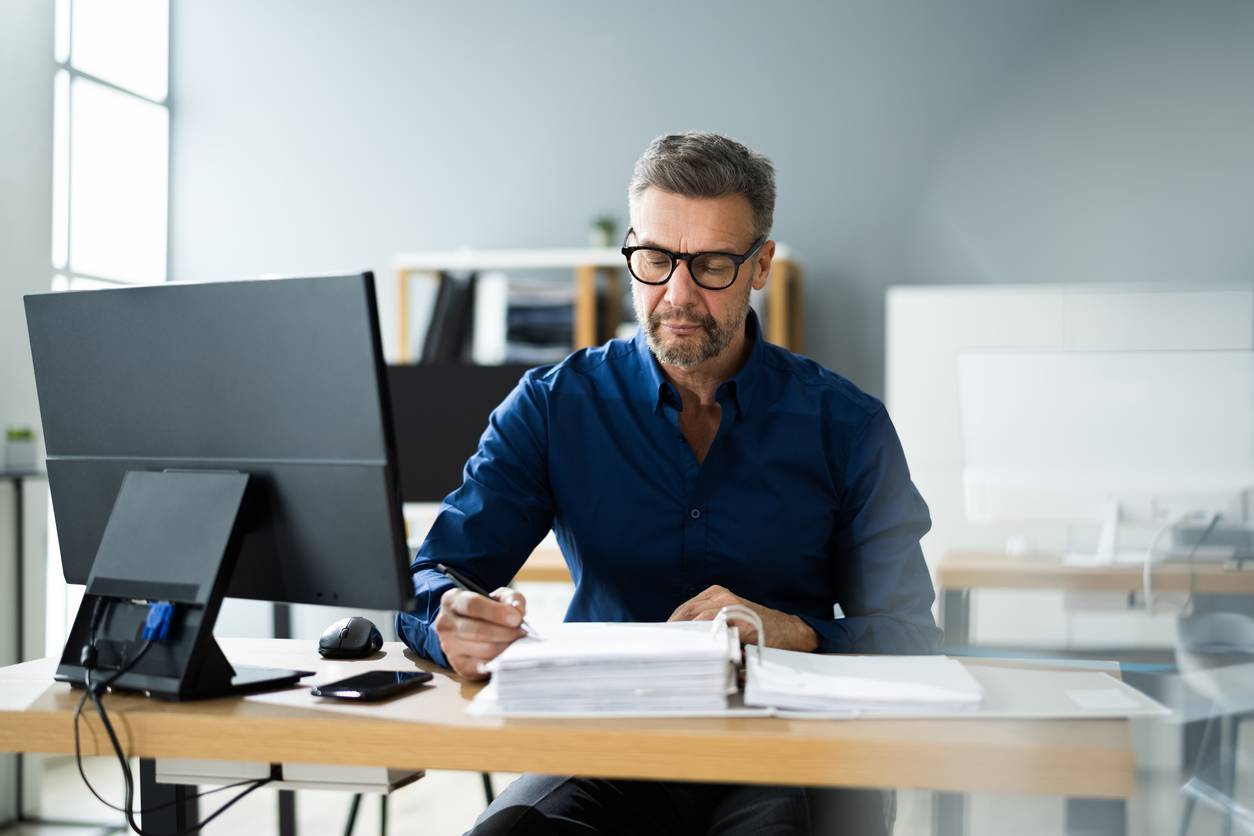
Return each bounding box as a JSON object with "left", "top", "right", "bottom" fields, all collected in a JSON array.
[{"left": 667, "top": 585, "right": 819, "bottom": 652}]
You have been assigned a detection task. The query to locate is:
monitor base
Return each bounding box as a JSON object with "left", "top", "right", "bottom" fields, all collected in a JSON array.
[{"left": 58, "top": 663, "right": 313, "bottom": 701}]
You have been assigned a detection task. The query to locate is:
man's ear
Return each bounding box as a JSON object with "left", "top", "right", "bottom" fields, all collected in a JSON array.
[{"left": 751, "top": 240, "right": 776, "bottom": 291}]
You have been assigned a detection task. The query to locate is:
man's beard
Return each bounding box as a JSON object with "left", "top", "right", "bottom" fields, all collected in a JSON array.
[{"left": 638, "top": 287, "right": 750, "bottom": 368}]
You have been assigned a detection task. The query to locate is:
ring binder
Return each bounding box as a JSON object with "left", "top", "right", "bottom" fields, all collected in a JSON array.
[{"left": 711, "top": 603, "right": 764, "bottom": 658}]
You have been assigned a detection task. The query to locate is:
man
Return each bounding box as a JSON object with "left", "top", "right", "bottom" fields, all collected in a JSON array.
[{"left": 397, "top": 131, "right": 940, "bottom": 834}]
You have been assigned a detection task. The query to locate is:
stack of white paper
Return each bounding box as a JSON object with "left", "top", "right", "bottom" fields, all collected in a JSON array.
[
  {"left": 744, "top": 647, "right": 985, "bottom": 714},
  {"left": 487, "top": 622, "right": 737, "bottom": 714}
]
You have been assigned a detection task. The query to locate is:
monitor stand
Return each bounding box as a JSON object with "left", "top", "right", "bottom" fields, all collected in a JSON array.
[{"left": 55, "top": 470, "right": 311, "bottom": 700}]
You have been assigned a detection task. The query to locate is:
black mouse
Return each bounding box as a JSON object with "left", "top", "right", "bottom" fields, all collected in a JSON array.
[{"left": 318, "top": 616, "right": 383, "bottom": 659}]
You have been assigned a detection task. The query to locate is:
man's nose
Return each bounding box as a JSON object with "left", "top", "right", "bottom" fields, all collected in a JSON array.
[{"left": 663, "top": 259, "right": 701, "bottom": 307}]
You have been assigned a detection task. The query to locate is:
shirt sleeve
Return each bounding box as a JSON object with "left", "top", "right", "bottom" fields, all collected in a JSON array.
[
  {"left": 394, "top": 369, "right": 556, "bottom": 668},
  {"left": 800, "top": 405, "right": 942, "bottom": 654}
]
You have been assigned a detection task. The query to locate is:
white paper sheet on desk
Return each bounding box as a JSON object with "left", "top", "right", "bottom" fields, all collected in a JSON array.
[
  {"left": 753, "top": 659, "right": 1170, "bottom": 720},
  {"left": 744, "top": 648, "right": 984, "bottom": 714}
]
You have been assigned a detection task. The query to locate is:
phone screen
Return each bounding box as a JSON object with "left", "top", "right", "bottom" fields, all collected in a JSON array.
[{"left": 311, "top": 670, "right": 433, "bottom": 701}]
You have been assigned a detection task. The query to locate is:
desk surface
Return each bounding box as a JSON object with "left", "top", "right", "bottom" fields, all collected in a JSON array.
[
  {"left": 938, "top": 550, "right": 1254, "bottom": 595},
  {"left": 0, "top": 639, "right": 1134, "bottom": 799}
]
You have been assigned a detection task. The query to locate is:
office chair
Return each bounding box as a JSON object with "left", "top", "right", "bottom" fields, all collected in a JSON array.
[{"left": 1175, "top": 611, "right": 1254, "bottom": 836}]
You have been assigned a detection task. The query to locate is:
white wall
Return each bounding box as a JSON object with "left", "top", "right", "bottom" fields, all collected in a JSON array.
[{"left": 0, "top": 0, "right": 54, "bottom": 820}]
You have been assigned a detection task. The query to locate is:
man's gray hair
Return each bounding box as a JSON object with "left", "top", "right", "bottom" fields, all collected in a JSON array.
[{"left": 628, "top": 132, "right": 776, "bottom": 240}]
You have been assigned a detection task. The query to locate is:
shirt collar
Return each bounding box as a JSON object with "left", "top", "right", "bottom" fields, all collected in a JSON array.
[{"left": 632, "top": 308, "right": 765, "bottom": 419}]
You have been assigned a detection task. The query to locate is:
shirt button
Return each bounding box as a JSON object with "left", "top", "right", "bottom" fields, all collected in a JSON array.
[{"left": 690, "top": 508, "right": 701, "bottom": 519}]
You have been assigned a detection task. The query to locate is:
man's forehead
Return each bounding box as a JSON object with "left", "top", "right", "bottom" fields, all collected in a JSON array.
[{"left": 631, "top": 189, "right": 756, "bottom": 250}]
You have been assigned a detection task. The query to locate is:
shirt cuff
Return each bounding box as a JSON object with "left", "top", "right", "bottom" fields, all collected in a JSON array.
[
  {"left": 797, "top": 614, "right": 855, "bottom": 654},
  {"left": 394, "top": 610, "right": 451, "bottom": 669}
]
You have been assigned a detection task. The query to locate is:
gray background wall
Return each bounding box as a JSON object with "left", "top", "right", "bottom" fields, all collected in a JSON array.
[{"left": 168, "top": 1, "right": 1254, "bottom": 397}]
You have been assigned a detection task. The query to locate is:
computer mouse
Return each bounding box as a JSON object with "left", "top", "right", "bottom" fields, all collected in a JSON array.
[{"left": 318, "top": 616, "right": 384, "bottom": 659}]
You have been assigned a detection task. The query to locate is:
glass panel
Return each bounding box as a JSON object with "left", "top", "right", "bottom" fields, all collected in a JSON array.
[
  {"left": 55, "top": 0, "right": 70, "bottom": 63},
  {"left": 69, "top": 77, "right": 168, "bottom": 283},
  {"left": 52, "top": 69, "right": 69, "bottom": 270},
  {"left": 71, "top": 0, "right": 169, "bottom": 101}
]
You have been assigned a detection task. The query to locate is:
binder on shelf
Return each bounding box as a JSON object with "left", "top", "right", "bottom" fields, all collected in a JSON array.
[
  {"left": 469, "top": 274, "right": 578, "bottom": 366},
  {"left": 421, "top": 271, "right": 477, "bottom": 363},
  {"left": 405, "top": 272, "right": 443, "bottom": 362},
  {"left": 471, "top": 271, "right": 510, "bottom": 365}
]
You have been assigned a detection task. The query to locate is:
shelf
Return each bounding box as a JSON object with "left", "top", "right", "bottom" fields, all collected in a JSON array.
[{"left": 393, "top": 246, "right": 802, "bottom": 363}]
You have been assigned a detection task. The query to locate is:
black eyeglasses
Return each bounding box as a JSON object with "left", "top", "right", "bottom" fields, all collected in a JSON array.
[{"left": 621, "top": 227, "right": 765, "bottom": 290}]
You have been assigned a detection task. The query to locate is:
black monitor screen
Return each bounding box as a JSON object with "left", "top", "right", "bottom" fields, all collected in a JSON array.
[{"left": 25, "top": 273, "right": 413, "bottom": 611}]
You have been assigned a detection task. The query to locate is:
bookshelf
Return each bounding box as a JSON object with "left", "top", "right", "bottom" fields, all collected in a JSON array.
[{"left": 391, "top": 245, "right": 801, "bottom": 363}]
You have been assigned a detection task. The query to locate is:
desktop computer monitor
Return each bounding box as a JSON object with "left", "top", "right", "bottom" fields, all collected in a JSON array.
[{"left": 24, "top": 273, "right": 413, "bottom": 698}]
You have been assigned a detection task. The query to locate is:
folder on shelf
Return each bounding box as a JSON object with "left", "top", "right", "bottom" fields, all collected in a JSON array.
[{"left": 421, "top": 271, "right": 477, "bottom": 363}]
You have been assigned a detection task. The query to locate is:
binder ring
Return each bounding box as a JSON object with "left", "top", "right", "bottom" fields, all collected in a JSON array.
[{"left": 713, "top": 604, "right": 765, "bottom": 654}]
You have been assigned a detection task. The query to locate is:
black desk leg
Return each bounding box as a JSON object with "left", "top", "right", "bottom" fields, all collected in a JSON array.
[
  {"left": 12, "top": 477, "right": 25, "bottom": 821},
  {"left": 279, "top": 789, "right": 297, "bottom": 836},
  {"left": 1065, "top": 798, "right": 1126, "bottom": 835},
  {"left": 940, "top": 588, "right": 970, "bottom": 651},
  {"left": 273, "top": 602, "right": 298, "bottom": 836},
  {"left": 933, "top": 791, "right": 965, "bottom": 836},
  {"left": 140, "top": 758, "right": 199, "bottom": 832}
]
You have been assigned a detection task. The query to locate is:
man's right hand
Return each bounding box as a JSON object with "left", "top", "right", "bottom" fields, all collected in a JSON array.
[{"left": 434, "top": 586, "right": 528, "bottom": 681}]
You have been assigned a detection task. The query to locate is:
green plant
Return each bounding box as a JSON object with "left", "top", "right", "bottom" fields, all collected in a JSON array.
[{"left": 591, "top": 213, "right": 618, "bottom": 240}]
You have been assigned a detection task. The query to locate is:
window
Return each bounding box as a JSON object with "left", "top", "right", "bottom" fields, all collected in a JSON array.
[
  {"left": 52, "top": 0, "right": 170, "bottom": 292},
  {"left": 45, "top": 0, "right": 171, "bottom": 695}
]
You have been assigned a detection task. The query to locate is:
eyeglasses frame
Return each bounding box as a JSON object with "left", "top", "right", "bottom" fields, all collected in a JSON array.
[{"left": 620, "top": 227, "right": 767, "bottom": 290}]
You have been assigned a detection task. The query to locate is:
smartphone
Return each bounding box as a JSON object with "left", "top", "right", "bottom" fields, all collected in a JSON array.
[{"left": 310, "top": 670, "right": 434, "bottom": 701}]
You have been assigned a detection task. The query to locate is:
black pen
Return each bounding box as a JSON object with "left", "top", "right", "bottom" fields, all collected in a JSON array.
[{"left": 436, "top": 563, "right": 541, "bottom": 639}]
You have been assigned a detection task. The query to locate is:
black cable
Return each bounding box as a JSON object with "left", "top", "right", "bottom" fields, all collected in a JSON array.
[
  {"left": 73, "top": 598, "right": 275, "bottom": 835},
  {"left": 74, "top": 639, "right": 152, "bottom": 812},
  {"left": 89, "top": 683, "right": 272, "bottom": 835},
  {"left": 74, "top": 597, "right": 154, "bottom": 812},
  {"left": 74, "top": 640, "right": 256, "bottom": 815}
]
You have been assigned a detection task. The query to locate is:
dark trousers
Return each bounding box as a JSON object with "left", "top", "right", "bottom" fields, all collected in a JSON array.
[{"left": 468, "top": 774, "right": 894, "bottom": 835}]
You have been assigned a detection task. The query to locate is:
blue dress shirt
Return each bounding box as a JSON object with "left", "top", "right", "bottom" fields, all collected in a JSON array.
[{"left": 396, "top": 311, "right": 940, "bottom": 667}]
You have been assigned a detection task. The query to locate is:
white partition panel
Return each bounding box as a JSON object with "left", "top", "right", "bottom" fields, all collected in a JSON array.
[{"left": 886, "top": 282, "right": 1254, "bottom": 647}]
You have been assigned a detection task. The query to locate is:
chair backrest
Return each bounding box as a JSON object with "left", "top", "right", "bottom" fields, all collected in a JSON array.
[{"left": 1175, "top": 611, "right": 1254, "bottom": 708}]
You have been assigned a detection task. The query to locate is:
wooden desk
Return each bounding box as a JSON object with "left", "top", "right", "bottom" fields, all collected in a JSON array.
[
  {"left": 936, "top": 550, "right": 1254, "bottom": 648},
  {"left": 514, "top": 545, "right": 571, "bottom": 584},
  {"left": 0, "top": 639, "right": 1135, "bottom": 836}
]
